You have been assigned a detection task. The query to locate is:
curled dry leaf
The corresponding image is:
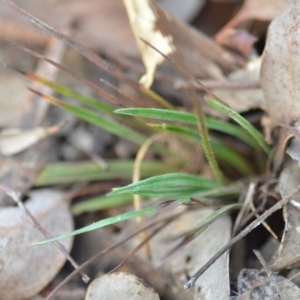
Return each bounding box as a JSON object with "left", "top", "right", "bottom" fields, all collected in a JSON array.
[
  {"left": 286, "top": 138, "right": 300, "bottom": 165},
  {"left": 216, "top": 0, "right": 291, "bottom": 43},
  {"left": 149, "top": 208, "right": 231, "bottom": 300},
  {"left": 269, "top": 161, "right": 300, "bottom": 270},
  {"left": 215, "top": 29, "right": 258, "bottom": 59},
  {"left": 0, "top": 189, "right": 73, "bottom": 300},
  {"left": 0, "top": 122, "right": 65, "bottom": 156},
  {"left": 85, "top": 272, "right": 159, "bottom": 300},
  {"left": 234, "top": 268, "right": 300, "bottom": 300},
  {"left": 212, "top": 57, "right": 265, "bottom": 113},
  {"left": 123, "top": 0, "right": 175, "bottom": 88},
  {"left": 260, "top": 1, "right": 300, "bottom": 128}
]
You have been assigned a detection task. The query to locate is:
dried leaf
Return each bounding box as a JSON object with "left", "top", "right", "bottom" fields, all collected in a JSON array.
[
  {"left": 215, "top": 29, "right": 258, "bottom": 58},
  {"left": 123, "top": 0, "right": 175, "bottom": 88},
  {"left": 213, "top": 57, "right": 265, "bottom": 113},
  {"left": 149, "top": 208, "right": 231, "bottom": 299},
  {"left": 0, "top": 189, "right": 73, "bottom": 300},
  {"left": 260, "top": 1, "right": 300, "bottom": 127},
  {"left": 270, "top": 161, "right": 300, "bottom": 270},
  {"left": 0, "top": 122, "right": 65, "bottom": 156},
  {"left": 85, "top": 273, "right": 159, "bottom": 300},
  {"left": 216, "top": 0, "right": 291, "bottom": 42}
]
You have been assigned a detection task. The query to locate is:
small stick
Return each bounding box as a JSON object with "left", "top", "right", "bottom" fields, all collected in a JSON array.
[
  {"left": 232, "top": 182, "right": 255, "bottom": 235},
  {"left": 249, "top": 192, "right": 278, "bottom": 240},
  {"left": 174, "top": 79, "right": 260, "bottom": 91}
]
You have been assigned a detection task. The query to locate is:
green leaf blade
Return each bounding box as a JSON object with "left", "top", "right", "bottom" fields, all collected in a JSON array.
[
  {"left": 110, "top": 173, "right": 221, "bottom": 197},
  {"left": 207, "top": 99, "right": 270, "bottom": 153},
  {"left": 33, "top": 206, "right": 156, "bottom": 245},
  {"left": 115, "top": 108, "right": 259, "bottom": 147},
  {"left": 35, "top": 159, "right": 178, "bottom": 186}
]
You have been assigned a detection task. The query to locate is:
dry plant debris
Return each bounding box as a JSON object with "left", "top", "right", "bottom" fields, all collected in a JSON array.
[
  {"left": 1, "top": 0, "right": 300, "bottom": 300},
  {"left": 122, "top": 0, "right": 175, "bottom": 88}
]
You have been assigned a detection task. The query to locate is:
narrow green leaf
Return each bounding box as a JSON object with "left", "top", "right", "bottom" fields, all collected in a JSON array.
[
  {"left": 110, "top": 173, "right": 221, "bottom": 196},
  {"left": 207, "top": 99, "right": 270, "bottom": 153},
  {"left": 33, "top": 206, "right": 156, "bottom": 245},
  {"left": 30, "top": 75, "right": 114, "bottom": 113},
  {"left": 35, "top": 159, "right": 178, "bottom": 186},
  {"left": 193, "top": 203, "right": 242, "bottom": 234},
  {"left": 57, "top": 101, "right": 146, "bottom": 145},
  {"left": 125, "top": 187, "right": 217, "bottom": 198},
  {"left": 158, "top": 203, "right": 242, "bottom": 262},
  {"left": 115, "top": 108, "right": 258, "bottom": 148},
  {"left": 72, "top": 194, "right": 133, "bottom": 215}
]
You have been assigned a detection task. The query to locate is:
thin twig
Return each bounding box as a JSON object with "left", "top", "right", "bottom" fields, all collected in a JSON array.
[
  {"left": 253, "top": 250, "right": 271, "bottom": 276},
  {"left": 6, "top": 41, "right": 125, "bottom": 107},
  {"left": 184, "top": 185, "right": 300, "bottom": 288},
  {"left": 174, "top": 79, "right": 260, "bottom": 91},
  {"left": 232, "top": 182, "right": 255, "bottom": 236},
  {"left": 249, "top": 193, "right": 278, "bottom": 240}
]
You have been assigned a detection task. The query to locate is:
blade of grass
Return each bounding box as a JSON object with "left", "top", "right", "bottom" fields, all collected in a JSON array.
[
  {"left": 115, "top": 108, "right": 259, "bottom": 148},
  {"left": 72, "top": 194, "right": 134, "bottom": 215},
  {"left": 33, "top": 205, "right": 157, "bottom": 245},
  {"left": 35, "top": 159, "right": 178, "bottom": 186},
  {"left": 121, "top": 187, "right": 221, "bottom": 199},
  {"left": 110, "top": 173, "right": 221, "bottom": 196},
  {"left": 0, "top": 63, "right": 115, "bottom": 113},
  {"left": 187, "top": 203, "right": 242, "bottom": 237},
  {"left": 30, "top": 89, "right": 146, "bottom": 144},
  {"left": 150, "top": 123, "right": 254, "bottom": 175},
  {"left": 0, "top": 66, "right": 159, "bottom": 135},
  {"left": 26, "top": 72, "right": 114, "bottom": 113},
  {"left": 158, "top": 203, "right": 241, "bottom": 263},
  {"left": 207, "top": 98, "right": 270, "bottom": 154}
]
